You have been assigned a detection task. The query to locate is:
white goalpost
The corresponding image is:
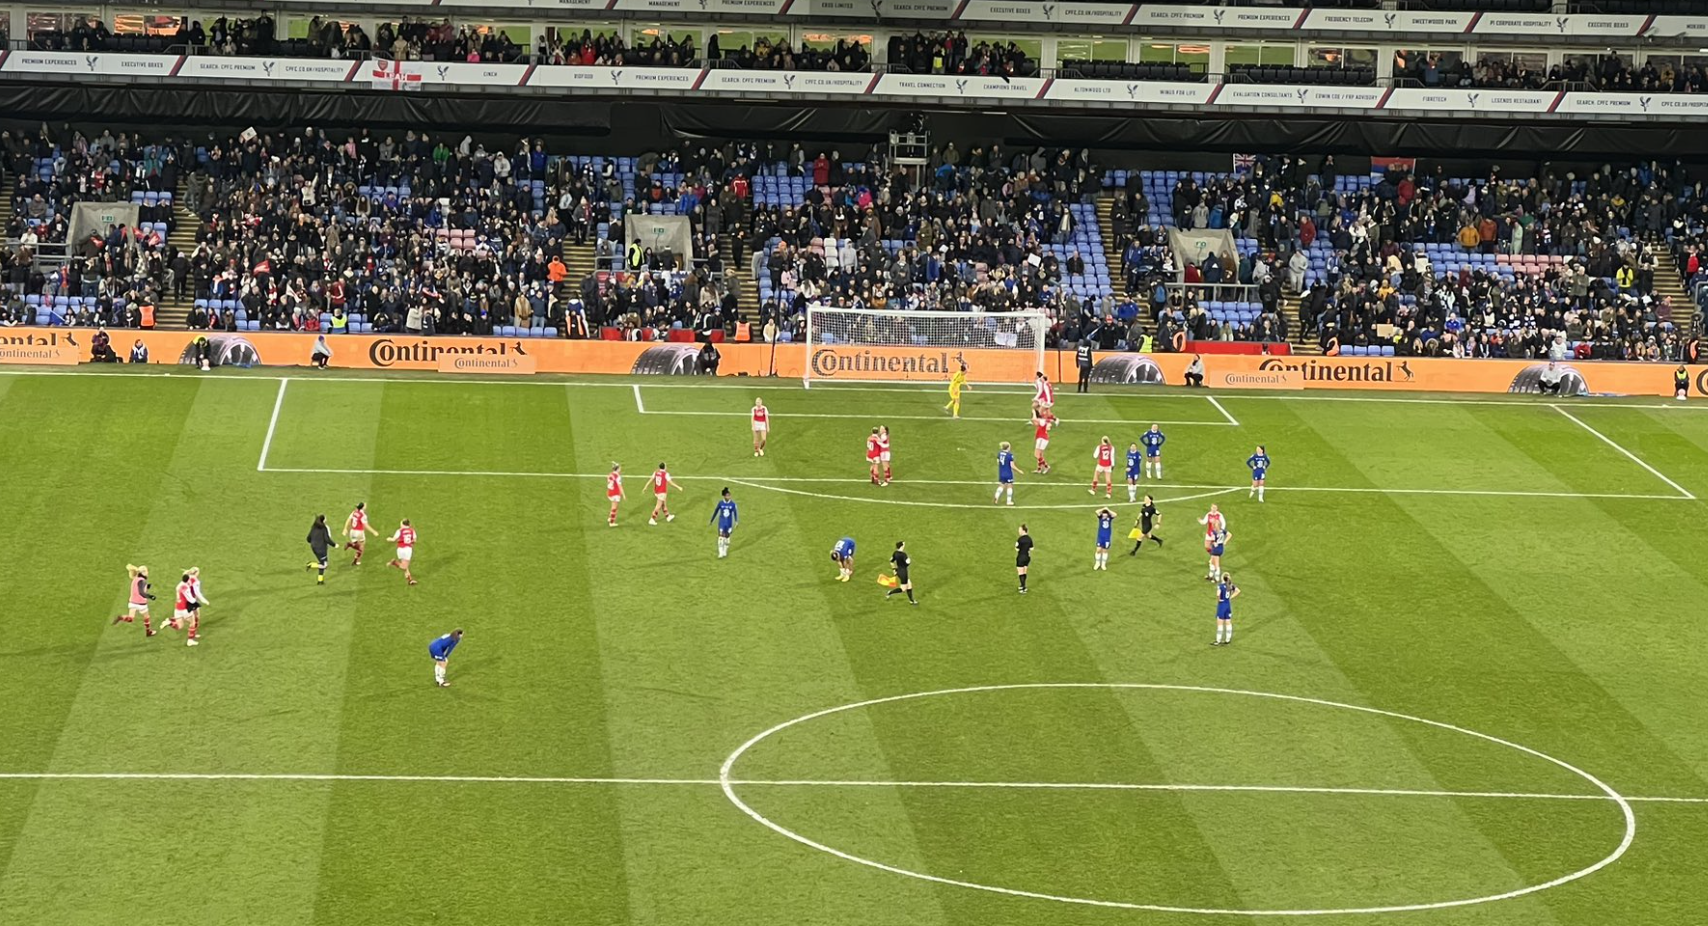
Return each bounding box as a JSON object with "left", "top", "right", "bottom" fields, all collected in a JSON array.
[{"left": 802, "top": 306, "right": 1050, "bottom": 386}]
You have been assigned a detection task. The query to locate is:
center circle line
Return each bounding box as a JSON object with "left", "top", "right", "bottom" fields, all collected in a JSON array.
[{"left": 717, "top": 683, "right": 1636, "bottom": 917}]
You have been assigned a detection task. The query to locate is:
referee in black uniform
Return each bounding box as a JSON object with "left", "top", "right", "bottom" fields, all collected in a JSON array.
[
  {"left": 1076, "top": 339, "right": 1094, "bottom": 393},
  {"left": 1129, "top": 495, "right": 1163, "bottom": 555},
  {"left": 306, "top": 514, "right": 336, "bottom": 584},
  {"left": 1015, "top": 524, "right": 1034, "bottom": 593},
  {"left": 885, "top": 541, "right": 917, "bottom": 605}
]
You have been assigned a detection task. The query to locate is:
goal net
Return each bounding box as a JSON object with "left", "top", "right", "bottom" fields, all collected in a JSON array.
[{"left": 802, "top": 306, "right": 1049, "bottom": 386}]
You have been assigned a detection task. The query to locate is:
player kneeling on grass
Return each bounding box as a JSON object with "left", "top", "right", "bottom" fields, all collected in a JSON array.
[
  {"left": 306, "top": 514, "right": 335, "bottom": 585},
  {"left": 112, "top": 564, "right": 156, "bottom": 636},
  {"left": 1676, "top": 365, "right": 1690, "bottom": 401},
  {"left": 429, "top": 629, "right": 463, "bottom": 687},
  {"left": 831, "top": 537, "right": 856, "bottom": 582},
  {"left": 884, "top": 541, "right": 917, "bottom": 605},
  {"left": 387, "top": 519, "right": 418, "bottom": 586},
  {"left": 1213, "top": 575, "right": 1239, "bottom": 647}
]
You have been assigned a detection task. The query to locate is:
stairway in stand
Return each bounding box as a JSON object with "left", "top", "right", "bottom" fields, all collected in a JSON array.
[
  {"left": 1654, "top": 248, "right": 1693, "bottom": 332},
  {"left": 718, "top": 231, "right": 756, "bottom": 323},
  {"left": 1283, "top": 291, "right": 1320, "bottom": 355},
  {"left": 0, "top": 187, "right": 13, "bottom": 250},
  {"left": 1094, "top": 194, "right": 1137, "bottom": 322},
  {"left": 156, "top": 177, "right": 202, "bottom": 328},
  {"left": 561, "top": 239, "right": 599, "bottom": 305}
]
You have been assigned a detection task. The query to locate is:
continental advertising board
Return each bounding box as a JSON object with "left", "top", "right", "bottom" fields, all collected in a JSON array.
[{"left": 2, "top": 328, "right": 1703, "bottom": 398}]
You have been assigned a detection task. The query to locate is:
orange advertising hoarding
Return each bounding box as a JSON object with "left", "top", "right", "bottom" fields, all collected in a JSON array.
[{"left": 2, "top": 327, "right": 1703, "bottom": 398}]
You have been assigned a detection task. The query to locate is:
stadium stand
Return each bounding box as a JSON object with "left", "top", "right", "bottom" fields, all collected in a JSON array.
[{"left": 3, "top": 117, "right": 1703, "bottom": 363}]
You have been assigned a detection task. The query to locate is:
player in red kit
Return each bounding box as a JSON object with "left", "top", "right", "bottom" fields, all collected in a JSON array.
[
  {"left": 1031, "top": 405, "right": 1056, "bottom": 474},
  {"left": 751, "top": 399, "right": 769, "bottom": 457},
  {"left": 343, "top": 501, "right": 378, "bottom": 565},
  {"left": 606, "top": 463, "right": 625, "bottom": 527},
  {"left": 387, "top": 519, "right": 419, "bottom": 585},
  {"left": 1089, "top": 436, "right": 1115, "bottom": 498},
  {"left": 649, "top": 463, "right": 683, "bottom": 525},
  {"left": 877, "top": 425, "right": 893, "bottom": 485},
  {"left": 1033, "top": 372, "right": 1055, "bottom": 412},
  {"left": 866, "top": 428, "right": 882, "bottom": 485},
  {"left": 112, "top": 564, "right": 156, "bottom": 637}
]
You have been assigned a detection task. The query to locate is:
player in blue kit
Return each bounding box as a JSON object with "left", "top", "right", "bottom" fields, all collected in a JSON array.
[
  {"left": 1124, "top": 442, "right": 1143, "bottom": 502},
  {"left": 1206, "top": 528, "right": 1230, "bottom": 581},
  {"left": 1246, "top": 445, "right": 1270, "bottom": 502},
  {"left": 1093, "top": 507, "right": 1116, "bottom": 571},
  {"left": 428, "top": 629, "right": 463, "bottom": 687},
  {"left": 1213, "top": 576, "right": 1239, "bottom": 646},
  {"left": 710, "top": 488, "right": 740, "bottom": 558},
  {"left": 1141, "top": 424, "right": 1166, "bottom": 479},
  {"left": 992, "top": 441, "right": 1017, "bottom": 506},
  {"left": 832, "top": 537, "right": 856, "bottom": 582}
]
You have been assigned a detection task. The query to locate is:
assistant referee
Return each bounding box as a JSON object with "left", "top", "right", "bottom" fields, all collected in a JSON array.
[
  {"left": 884, "top": 541, "right": 917, "bottom": 605},
  {"left": 1016, "top": 524, "right": 1034, "bottom": 594}
]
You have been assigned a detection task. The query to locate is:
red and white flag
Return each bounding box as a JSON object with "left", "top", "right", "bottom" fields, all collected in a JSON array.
[{"left": 371, "top": 60, "right": 424, "bottom": 91}]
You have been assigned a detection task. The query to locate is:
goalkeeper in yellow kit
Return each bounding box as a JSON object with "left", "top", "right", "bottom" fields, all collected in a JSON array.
[{"left": 944, "top": 364, "right": 968, "bottom": 418}]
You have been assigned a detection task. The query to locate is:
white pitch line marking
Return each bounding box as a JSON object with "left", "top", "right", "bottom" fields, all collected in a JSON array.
[
  {"left": 720, "top": 683, "right": 1638, "bottom": 918},
  {"left": 1206, "top": 395, "right": 1240, "bottom": 426},
  {"left": 1552, "top": 405, "right": 1696, "bottom": 500},
  {"left": 632, "top": 383, "right": 646, "bottom": 415},
  {"left": 257, "top": 378, "right": 288, "bottom": 472},
  {"left": 253, "top": 467, "right": 1688, "bottom": 502},
  {"left": 641, "top": 409, "right": 1231, "bottom": 426},
  {"left": 0, "top": 772, "right": 1698, "bottom": 805}
]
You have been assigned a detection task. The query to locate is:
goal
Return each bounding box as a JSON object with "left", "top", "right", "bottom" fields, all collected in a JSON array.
[{"left": 802, "top": 306, "right": 1049, "bottom": 386}]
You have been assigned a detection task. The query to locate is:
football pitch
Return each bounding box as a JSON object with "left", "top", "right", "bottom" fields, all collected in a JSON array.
[{"left": 2, "top": 367, "right": 1707, "bottom": 926}]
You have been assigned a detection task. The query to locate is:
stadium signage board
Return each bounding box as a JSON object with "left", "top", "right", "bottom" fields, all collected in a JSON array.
[{"left": 14, "top": 328, "right": 1708, "bottom": 397}]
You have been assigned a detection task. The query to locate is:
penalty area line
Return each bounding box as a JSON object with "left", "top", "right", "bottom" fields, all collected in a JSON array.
[
  {"left": 257, "top": 378, "right": 288, "bottom": 472},
  {"left": 1551, "top": 405, "right": 1696, "bottom": 500},
  {"left": 0, "top": 771, "right": 1700, "bottom": 805},
  {"left": 252, "top": 467, "right": 1692, "bottom": 501}
]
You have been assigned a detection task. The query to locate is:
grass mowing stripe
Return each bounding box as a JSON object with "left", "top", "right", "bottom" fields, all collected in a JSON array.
[
  {"left": 0, "top": 379, "right": 349, "bottom": 926},
  {"left": 1269, "top": 400, "right": 1666, "bottom": 923},
  {"left": 1551, "top": 406, "right": 1695, "bottom": 499}
]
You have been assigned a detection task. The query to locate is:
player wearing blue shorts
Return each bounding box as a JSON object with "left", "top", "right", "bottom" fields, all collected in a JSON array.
[
  {"left": 1124, "top": 442, "right": 1143, "bottom": 502},
  {"left": 1247, "top": 445, "right": 1270, "bottom": 502},
  {"left": 832, "top": 537, "right": 856, "bottom": 582},
  {"left": 992, "top": 442, "right": 1017, "bottom": 506},
  {"left": 710, "top": 488, "right": 740, "bottom": 558},
  {"left": 428, "top": 629, "right": 463, "bottom": 687},
  {"left": 1206, "top": 528, "right": 1230, "bottom": 582},
  {"left": 1141, "top": 424, "right": 1166, "bottom": 479},
  {"left": 1213, "top": 576, "right": 1240, "bottom": 646},
  {"left": 1093, "top": 507, "right": 1116, "bottom": 571}
]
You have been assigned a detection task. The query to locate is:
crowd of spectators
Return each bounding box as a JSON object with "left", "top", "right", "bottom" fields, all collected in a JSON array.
[
  {"left": 884, "top": 31, "right": 1037, "bottom": 78},
  {"left": 6, "top": 117, "right": 1704, "bottom": 360},
  {"left": 3, "top": 127, "right": 184, "bottom": 327},
  {"left": 534, "top": 30, "right": 692, "bottom": 68},
  {"left": 1406, "top": 53, "right": 1708, "bottom": 94},
  {"left": 1108, "top": 154, "right": 1702, "bottom": 360},
  {"left": 747, "top": 143, "right": 1102, "bottom": 344}
]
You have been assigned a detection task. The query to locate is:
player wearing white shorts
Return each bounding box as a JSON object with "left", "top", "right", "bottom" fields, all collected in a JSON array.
[{"left": 751, "top": 399, "right": 769, "bottom": 457}]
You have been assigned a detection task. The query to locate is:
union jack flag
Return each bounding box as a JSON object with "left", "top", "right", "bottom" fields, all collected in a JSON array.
[{"left": 1231, "top": 154, "right": 1256, "bottom": 174}]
